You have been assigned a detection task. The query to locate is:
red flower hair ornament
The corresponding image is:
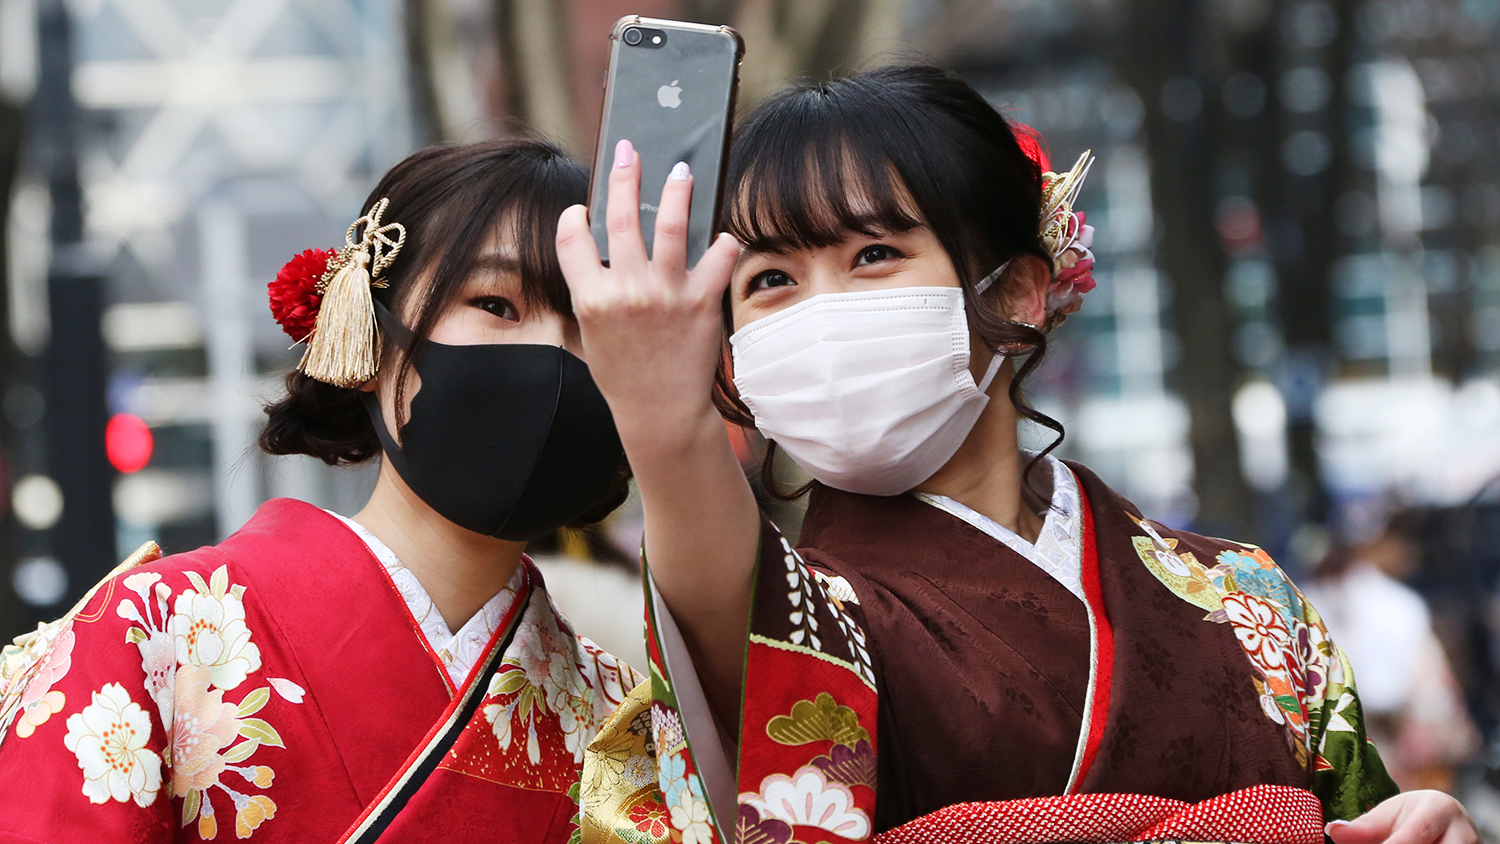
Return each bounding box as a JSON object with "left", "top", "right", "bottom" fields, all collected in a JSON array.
[
  {"left": 267, "top": 199, "right": 406, "bottom": 388},
  {"left": 269, "top": 248, "right": 335, "bottom": 343}
]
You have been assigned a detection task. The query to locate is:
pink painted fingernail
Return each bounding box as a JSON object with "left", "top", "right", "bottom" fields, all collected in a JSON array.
[
  {"left": 615, "top": 139, "right": 634, "bottom": 168},
  {"left": 669, "top": 161, "right": 691, "bottom": 181}
]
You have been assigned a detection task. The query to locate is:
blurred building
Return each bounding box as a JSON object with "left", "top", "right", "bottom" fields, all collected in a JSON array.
[{"left": 1, "top": 0, "right": 415, "bottom": 628}]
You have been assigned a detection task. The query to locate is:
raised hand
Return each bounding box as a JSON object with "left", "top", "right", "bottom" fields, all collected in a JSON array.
[
  {"left": 555, "top": 139, "right": 759, "bottom": 728},
  {"left": 555, "top": 139, "right": 741, "bottom": 451}
]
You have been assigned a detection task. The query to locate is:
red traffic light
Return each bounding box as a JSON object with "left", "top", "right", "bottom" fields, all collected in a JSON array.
[{"left": 106, "top": 413, "right": 153, "bottom": 474}]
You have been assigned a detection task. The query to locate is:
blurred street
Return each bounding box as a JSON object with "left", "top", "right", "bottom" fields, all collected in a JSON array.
[{"left": 2, "top": 0, "right": 1500, "bottom": 830}]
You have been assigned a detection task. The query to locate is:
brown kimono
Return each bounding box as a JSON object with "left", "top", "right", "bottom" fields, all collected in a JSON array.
[{"left": 582, "top": 461, "right": 1398, "bottom": 844}]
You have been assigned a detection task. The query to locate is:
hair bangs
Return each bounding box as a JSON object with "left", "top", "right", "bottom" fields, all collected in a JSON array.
[
  {"left": 371, "top": 141, "right": 586, "bottom": 356},
  {"left": 727, "top": 110, "right": 924, "bottom": 254},
  {"left": 494, "top": 153, "right": 583, "bottom": 316}
]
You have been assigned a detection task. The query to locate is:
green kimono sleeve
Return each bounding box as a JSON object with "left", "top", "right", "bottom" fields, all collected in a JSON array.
[{"left": 1300, "top": 599, "right": 1400, "bottom": 819}]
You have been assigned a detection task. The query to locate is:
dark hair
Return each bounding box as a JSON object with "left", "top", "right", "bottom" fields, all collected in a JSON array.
[
  {"left": 712, "top": 65, "right": 1065, "bottom": 497},
  {"left": 260, "top": 139, "right": 628, "bottom": 526}
]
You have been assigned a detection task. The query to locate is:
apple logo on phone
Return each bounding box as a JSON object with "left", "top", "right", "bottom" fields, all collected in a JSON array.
[{"left": 657, "top": 80, "right": 682, "bottom": 108}]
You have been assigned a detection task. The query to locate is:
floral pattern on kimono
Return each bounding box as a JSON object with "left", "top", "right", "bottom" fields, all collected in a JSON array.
[
  {"left": 583, "top": 464, "right": 1399, "bottom": 844},
  {"left": 1126, "top": 515, "right": 1395, "bottom": 820},
  {"left": 0, "top": 545, "right": 301, "bottom": 839},
  {"left": 439, "top": 582, "right": 641, "bottom": 795},
  {"left": 582, "top": 523, "right": 878, "bottom": 844}
]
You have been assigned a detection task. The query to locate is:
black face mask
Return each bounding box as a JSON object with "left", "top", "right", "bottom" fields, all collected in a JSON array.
[{"left": 363, "top": 307, "right": 625, "bottom": 541}]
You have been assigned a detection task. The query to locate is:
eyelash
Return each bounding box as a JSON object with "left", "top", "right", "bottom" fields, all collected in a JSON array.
[
  {"left": 744, "top": 244, "right": 906, "bottom": 296},
  {"left": 472, "top": 296, "right": 519, "bottom": 322},
  {"left": 855, "top": 244, "right": 904, "bottom": 266},
  {"left": 746, "top": 270, "right": 794, "bottom": 295}
]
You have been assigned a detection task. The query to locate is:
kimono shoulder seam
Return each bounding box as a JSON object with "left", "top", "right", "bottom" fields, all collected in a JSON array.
[{"left": 747, "top": 633, "right": 877, "bottom": 691}]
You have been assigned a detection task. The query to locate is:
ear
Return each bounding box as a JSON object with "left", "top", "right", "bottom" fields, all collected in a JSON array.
[{"left": 988, "top": 254, "right": 1050, "bottom": 327}]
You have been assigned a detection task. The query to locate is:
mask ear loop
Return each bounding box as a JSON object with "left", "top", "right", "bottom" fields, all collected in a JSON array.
[
  {"left": 972, "top": 259, "right": 1014, "bottom": 394},
  {"left": 974, "top": 259, "right": 1011, "bottom": 296}
]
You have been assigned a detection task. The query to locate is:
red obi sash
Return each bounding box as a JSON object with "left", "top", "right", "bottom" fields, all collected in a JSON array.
[{"left": 873, "top": 784, "right": 1325, "bottom": 844}]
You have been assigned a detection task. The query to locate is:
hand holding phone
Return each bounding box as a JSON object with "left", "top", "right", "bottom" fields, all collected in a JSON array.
[{"left": 588, "top": 17, "right": 742, "bottom": 267}]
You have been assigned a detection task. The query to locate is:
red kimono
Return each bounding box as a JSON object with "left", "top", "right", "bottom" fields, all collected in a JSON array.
[{"left": 0, "top": 498, "right": 637, "bottom": 843}]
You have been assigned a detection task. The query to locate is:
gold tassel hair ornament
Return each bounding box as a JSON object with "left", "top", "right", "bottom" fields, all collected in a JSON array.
[
  {"left": 298, "top": 198, "right": 407, "bottom": 388},
  {"left": 1036, "top": 150, "right": 1097, "bottom": 330},
  {"left": 1038, "top": 150, "right": 1094, "bottom": 272}
]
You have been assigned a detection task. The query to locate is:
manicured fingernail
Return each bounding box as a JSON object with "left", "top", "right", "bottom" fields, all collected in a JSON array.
[
  {"left": 669, "top": 161, "right": 690, "bottom": 181},
  {"left": 615, "top": 139, "right": 634, "bottom": 168},
  {"left": 1326, "top": 821, "right": 1351, "bottom": 830}
]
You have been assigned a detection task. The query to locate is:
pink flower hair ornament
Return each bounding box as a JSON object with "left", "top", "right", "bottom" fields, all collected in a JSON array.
[{"left": 976, "top": 149, "right": 1098, "bottom": 331}]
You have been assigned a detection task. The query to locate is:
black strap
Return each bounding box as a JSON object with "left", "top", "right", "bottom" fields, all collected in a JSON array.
[{"left": 341, "top": 589, "right": 529, "bottom": 844}]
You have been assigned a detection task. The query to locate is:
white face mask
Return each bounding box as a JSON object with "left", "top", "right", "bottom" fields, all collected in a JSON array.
[{"left": 729, "top": 286, "right": 1005, "bottom": 496}]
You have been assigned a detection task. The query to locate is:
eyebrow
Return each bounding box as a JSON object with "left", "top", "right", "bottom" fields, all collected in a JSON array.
[
  {"left": 738, "top": 216, "right": 921, "bottom": 256},
  {"left": 472, "top": 253, "right": 524, "bottom": 273}
]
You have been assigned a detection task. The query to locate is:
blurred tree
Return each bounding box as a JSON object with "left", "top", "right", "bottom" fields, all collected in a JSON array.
[
  {"left": 683, "top": 0, "right": 905, "bottom": 102},
  {"left": 405, "top": 0, "right": 590, "bottom": 151},
  {"left": 404, "top": 0, "right": 907, "bottom": 152},
  {"left": 1263, "top": 0, "right": 1357, "bottom": 534},
  {"left": 1115, "top": 0, "right": 1255, "bottom": 537}
]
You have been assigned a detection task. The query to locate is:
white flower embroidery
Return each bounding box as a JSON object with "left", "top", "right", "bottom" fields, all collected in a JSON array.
[
  {"left": 63, "top": 683, "right": 163, "bottom": 807},
  {"left": 669, "top": 787, "right": 715, "bottom": 844},
  {"left": 502, "top": 597, "right": 596, "bottom": 762},
  {"left": 171, "top": 567, "right": 261, "bottom": 691},
  {"left": 624, "top": 753, "right": 657, "bottom": 788},
  {"left": 742, "top": 765, "right": 871, "bottom": 840},
  {"left": 119, "top": 578, "right": 178, "bottom": 731},
  {"left": 116, "top": 565, "right": 294, "bottom": 839}
]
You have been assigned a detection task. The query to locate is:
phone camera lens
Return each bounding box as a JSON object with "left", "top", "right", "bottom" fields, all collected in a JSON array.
[{"left": 623, "top": 27, "right": 643, "bottom": 45}]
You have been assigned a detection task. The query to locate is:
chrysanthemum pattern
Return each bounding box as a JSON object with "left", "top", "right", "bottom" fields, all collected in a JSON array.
[{"left": 741, "top": 765, "right": 871, "bottom": 840}]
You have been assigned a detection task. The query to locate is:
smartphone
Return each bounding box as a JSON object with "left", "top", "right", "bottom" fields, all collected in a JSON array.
[{"left": 589, "top": 16, "right": 743, "bottom": 267}]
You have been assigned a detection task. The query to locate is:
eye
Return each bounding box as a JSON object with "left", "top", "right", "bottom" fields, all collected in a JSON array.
[
  {"left": 473, "top": 296, "right": 520, "bottom": 322},
  {"left": 746, "top": 269, "right": 796, "bottom": 294},
  {"left": 855, "top": 244, "right": 904, "bottom": 267}
]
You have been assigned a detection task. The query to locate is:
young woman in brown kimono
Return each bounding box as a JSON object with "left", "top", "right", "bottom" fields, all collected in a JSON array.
[{"left": 556, "top": 66, "right": 1477, "bottom": 844}]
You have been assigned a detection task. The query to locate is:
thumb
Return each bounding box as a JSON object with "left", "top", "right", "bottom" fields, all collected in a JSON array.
[
  {"left": 555, "top": 204, "right": 603, "bottom": 291},
  {"left": 688, "top": 231, "right": 744, "bottom": 296},
  {"left": 1328, "top": 806, "right": 1397, "bottom": 844}
]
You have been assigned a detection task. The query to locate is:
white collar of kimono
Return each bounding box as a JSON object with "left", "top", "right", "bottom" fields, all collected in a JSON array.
[
  {"left": 325, "top": 510, "right": 524, "bottom": 688},
  {"left": 913, "top": 453, "right": 1085, "bottom": 602}
]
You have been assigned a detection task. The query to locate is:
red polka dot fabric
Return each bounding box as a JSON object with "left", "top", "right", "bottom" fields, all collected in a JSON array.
[{"left": 873, "top": 784, "right": 1324, "bottom": 844}]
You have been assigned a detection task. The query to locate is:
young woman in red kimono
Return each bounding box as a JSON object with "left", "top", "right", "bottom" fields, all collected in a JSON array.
[
  {"left": 555, "top": 66, "right": 1478, "bottom": 844},
  {"left": 0, "top": 139, "right": 640, "bottom": 843}
]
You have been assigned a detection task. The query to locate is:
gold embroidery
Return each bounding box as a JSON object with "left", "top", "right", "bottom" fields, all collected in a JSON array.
[{"left": 581, "top": 681, "right": 671, "bottom": 844}]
